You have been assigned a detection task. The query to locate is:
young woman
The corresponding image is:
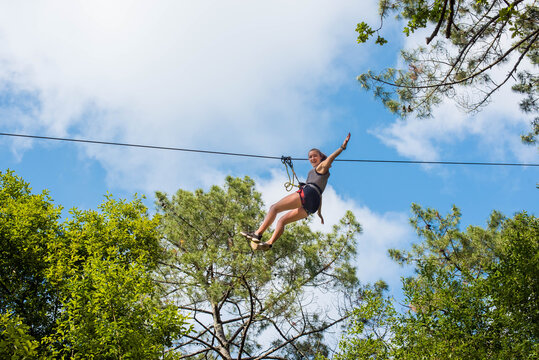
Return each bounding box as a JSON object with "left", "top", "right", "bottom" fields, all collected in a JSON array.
[{"left": 241, "top": 133, "right": 351, "bottom": 251}]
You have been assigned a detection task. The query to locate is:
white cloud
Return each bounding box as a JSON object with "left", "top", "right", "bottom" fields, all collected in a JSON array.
[
  {"left": 0, "top": 0, "right": 379, "bottom": 193},
  {"left": 372, "top": 84, "right": 537, "bottom": 164}
]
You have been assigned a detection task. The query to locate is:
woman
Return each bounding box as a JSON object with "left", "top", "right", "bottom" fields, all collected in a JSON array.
[{"left": 241, "top": 133, "right": 351, "bottom": 251}]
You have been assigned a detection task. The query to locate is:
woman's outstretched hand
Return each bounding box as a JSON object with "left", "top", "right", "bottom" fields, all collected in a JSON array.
[
  {"left": 342, "top": 132, "right": 351, "bottom": 150},
  {"left": 317, "top": 132, "right": 351, "bottom": 174}
]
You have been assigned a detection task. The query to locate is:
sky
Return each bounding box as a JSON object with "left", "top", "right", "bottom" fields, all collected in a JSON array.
[{"left": 1, "top": 0, "right": 537, "bottom": 315}]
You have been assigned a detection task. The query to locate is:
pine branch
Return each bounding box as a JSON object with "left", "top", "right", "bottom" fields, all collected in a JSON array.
[
  {"left": 426, "top": 0, "right": 450, "bottom": 44},
  {"left": 445, "top": 0, "right": 456, "bottom": 39},
  {"left": 370, "top": 26, "right": 538, "bottom": 91}
]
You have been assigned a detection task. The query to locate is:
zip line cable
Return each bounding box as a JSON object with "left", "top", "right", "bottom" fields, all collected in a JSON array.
[
  {"left": 1, "top": 132, "right": 538, "bottom": 167},
  {"left": 0, "top": 132, "right": 281, "bottom": 160}
]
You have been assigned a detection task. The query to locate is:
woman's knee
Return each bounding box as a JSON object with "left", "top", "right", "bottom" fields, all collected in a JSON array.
[
  {"left": 270, "top": 200, "right": 290, "bottom": 214},
  {"left": 276, "top": 216, "right": 290, "bottom": 229},
  {"left": 269, "top": 203, "right": 279, "bottom": 214}
]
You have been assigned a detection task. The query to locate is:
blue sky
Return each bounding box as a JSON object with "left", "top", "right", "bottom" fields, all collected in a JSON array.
[{"left": 1, "top": 1, "right": 537, "bottom": 304}]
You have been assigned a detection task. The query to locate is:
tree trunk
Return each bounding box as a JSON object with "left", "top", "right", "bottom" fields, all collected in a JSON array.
[{"left": 212, "top": 302, "right": 232, "bottom": 360}]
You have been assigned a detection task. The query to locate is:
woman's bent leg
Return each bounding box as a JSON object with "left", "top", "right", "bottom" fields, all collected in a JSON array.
[
  {"left": 267, "top": 207, "right": 308, "bottom": 245},
  {"left": 256, "top": 193, "right": 302, "bottom": 235}
]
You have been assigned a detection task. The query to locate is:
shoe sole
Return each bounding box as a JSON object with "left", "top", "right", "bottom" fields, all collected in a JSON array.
[{"left": 240, "top": 231, "right": 262, "bottom": 243}]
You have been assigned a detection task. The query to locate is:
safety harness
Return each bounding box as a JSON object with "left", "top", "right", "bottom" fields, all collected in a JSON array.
[{"left": 281, "top": 156, "right": 324, "bottom": 221}]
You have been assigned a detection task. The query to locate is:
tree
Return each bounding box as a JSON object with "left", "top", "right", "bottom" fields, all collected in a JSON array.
[
  {"left": 43, "top": 195, "right": 191, "bottom": 359},
  {"left": 356, "top": 0, "right": 539, "bottom": 144},
  {"left": 0, "top": 311, "right": 40, "bottom": 359},
  {"left": 333, "top": 205, "right": 539, "bottom": 359},
  {"left": 155, "top": 176, "right": 362, "bottom": 360},
  {"left": 0, "top": 170, "right": 61, "bottom": 344},
  {"left": 0, "top": 170, "right": 191, "bottom": 359}
]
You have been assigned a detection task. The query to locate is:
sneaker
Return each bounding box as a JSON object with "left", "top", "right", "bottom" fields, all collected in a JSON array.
[
  {"left": 240, "top": 230, "right": 262, "bottom": 243},
  {"left": 250, "top": 241, "right": 272, "bottom": 251}
]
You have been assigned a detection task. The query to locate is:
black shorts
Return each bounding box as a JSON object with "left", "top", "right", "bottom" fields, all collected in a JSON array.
[{"left": 297, "top": 185, "right": 321, "bottom": 215}]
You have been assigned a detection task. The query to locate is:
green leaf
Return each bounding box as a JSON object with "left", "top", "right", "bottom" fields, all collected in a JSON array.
[{"left": 355, "top": 22, "right": 375, "bottom": 43}]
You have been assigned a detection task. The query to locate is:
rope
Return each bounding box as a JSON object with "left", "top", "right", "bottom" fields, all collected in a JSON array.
[
  {"left": 281, "top": 156, "right": 301, "bottom": 192},
  {"left": 1, "top": 132, "right": 538, "bottom": 167}
]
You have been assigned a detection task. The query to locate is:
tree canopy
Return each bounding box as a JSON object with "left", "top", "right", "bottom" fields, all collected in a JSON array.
[
  {"left": 2, "top": 170, "right": 536, "bottom": 359},
  {"left": 156, "top": 176, "right": 362, "bottom": 360},
  {"left": 1, "top": 171, "right": 366, "bottom": 359},
  {"left": 356, "top": 0, "right": 538, "bottom": 144},
  {"left": 332, "top": 205, "right": 538, "bottom": 359},
  {"left": 0, "top": 170, "right": 190, "bottom": 359}
]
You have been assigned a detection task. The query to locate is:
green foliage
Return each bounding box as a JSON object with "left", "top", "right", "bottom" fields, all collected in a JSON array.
[
  {"left": 334, "top": 206, "right": 539, "bottom": 359},
  {"left": 0, "top": 312, "right": 39, "bottom": 359},
  {"left": 356, "top": 0, "right": 538, "bottom": 143},
  {"left": 513, "top": 71, "right": 539, "bottom": 144},
  {"left": 355, "top": 21, "right": 387, "bottom": 45},
  {"left": 43, "top": 195, "right": 191, "bottom": 359},
  {"left": 0, "top": 170, "right": 61, "bottom": 342},
  {"left": 156, "top": 176, "right": 362, "bottom": 359},
  {"left": 375, "top": 35, "right": 388, "bottom": 45},
  {"left": 333, "top": 284, "right": 396, "bottom": 360},
  {"left": 355, "top": 22, "right": 375, "bottom": 43},
  {"left": 0, "top": 170, "right": 191, "bottom": 359},
  {"left": 401, "top": 0, "right": 431, "bottom": 36},
  {"left": 487, "top": 212, "right": 539, "bottom": 351}
]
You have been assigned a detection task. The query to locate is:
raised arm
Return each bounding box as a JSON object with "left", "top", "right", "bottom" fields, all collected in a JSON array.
[{"left": 316, "top": 133, "right": 350, "bottom": 174}]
